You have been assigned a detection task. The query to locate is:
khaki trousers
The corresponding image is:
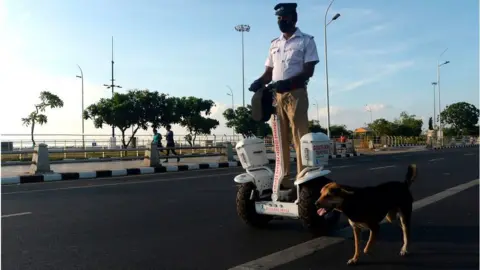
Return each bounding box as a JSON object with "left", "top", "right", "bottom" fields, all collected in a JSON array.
[{"left": 273, "top": 88, "right": 309, "bottom": 188}]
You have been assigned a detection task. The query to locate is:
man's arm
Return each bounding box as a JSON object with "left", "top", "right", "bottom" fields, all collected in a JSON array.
[{"left": 259, "top": 66, "right": 273, "bottom": 84}]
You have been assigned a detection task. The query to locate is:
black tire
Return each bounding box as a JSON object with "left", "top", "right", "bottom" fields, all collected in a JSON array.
[
  {"left": 236, "top": 182, "right": 272, "bottom": 228},
  {"left": 298, "top": 177, "right": 340, "bottom": 233}
]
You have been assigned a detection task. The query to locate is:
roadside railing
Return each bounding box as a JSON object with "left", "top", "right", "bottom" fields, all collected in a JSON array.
[{"left": 2, "top": 143, "right": 234, "bottom": 174}]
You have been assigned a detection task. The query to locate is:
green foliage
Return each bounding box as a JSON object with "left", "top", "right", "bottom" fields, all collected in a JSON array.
[
  {"left": 368, "top": 118, "right": 395, "bottom": 136},
  {"left": 223, "top": 106, "right": 272, "bottom": 138},
  {"left": 440, "top": 102, "right": 479, "bottom": 136},
  {"left": 308, "top": 120, "right": 327, "bottom": 133},
  {"left": 329, "top": 125, "right": 352, "bottom": 137},
  {"left": 22, "top": 91, "right": 64, "bottom": 146},
  {"left": 176, "top": 96, "right": 219, "bottom": 144},
  {"left": 392, "top": 111, "right": 423, "bottom": 137},
  {"left": 367, "top": 111, "right": 423, "bottom": 137},
  {"left": 84, "top": 90, "right": 172, "bottom": 147}
]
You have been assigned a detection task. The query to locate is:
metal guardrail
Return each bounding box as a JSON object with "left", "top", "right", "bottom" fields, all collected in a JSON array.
[{"left": 1, "top": 146, "right": 226, "bottom": 155}]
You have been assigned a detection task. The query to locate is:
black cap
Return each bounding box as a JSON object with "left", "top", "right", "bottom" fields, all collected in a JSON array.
[{"left": 274, "top": 3, "right": 297, "bottom": 16}]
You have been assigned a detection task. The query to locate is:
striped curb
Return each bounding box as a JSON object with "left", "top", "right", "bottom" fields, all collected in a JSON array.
[
  {"left": 1, "top": 161, "right": 240, "bottom": 185},
  {"left": 432, "top": 144, "right": 479, "bottom": 150},
  {"left": 1, "top": 153, "right": 363, "bottom": 185},
  {"left": 387, "top": 144, "right": 426, "bottom": 147}
]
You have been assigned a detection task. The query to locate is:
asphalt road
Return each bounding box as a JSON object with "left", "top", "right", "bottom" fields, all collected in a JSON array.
[{"left": 2, "top": 147, "right": 479, "bottom": 270}]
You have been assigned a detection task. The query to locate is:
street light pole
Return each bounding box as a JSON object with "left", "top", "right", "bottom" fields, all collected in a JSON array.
[
  {"left": 235, "top": 24, "right": 250, "bottom": 107},
  {"left": 76, "top": 65, "right": 85, "bottom": 148},
  {"left": 436, "top": 48, "right": 449, "bottom": 146},
  {"left": 312, "top": 101, "right": 320, "bottom": 124},
  {"left": 226, "top": 85, "right": 235, "bottom": 137},
  {"left": 324, "top": 0, "right": 341, "bottom": 138},
  {"left": 365, "top": 105, "right": 373, "bottom": 124},
  {"left": 103, "top": 36, "right": 122, "bottom": 139},
  {"left": 431, "top": 82, "right": 437, "bottom": 128}
]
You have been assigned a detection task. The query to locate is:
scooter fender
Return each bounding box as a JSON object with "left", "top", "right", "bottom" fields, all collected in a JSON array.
[
  {"left": 234, "top": 173, "right": 255, "bottom": 184},
  {"left": 294, "top": 169, "right": 331, "bottom": 186}
]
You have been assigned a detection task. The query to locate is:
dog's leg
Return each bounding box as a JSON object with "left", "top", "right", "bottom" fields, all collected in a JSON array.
[
  {"left": 347, "top": 222, "right": 361, "bottom": 265},
  {"left": 385, "top": 209, "right": 397, "bottom": 223},
  {"left": 399, "top": 208, "right": 412, "bottom": 256},
  {"left": 363, "top": 224, "right": 379, "bottom": 255}
]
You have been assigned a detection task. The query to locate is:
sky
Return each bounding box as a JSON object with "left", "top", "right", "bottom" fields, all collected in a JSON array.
[{"left": 0, "top": 0, "right": 478, "bottom": 141}]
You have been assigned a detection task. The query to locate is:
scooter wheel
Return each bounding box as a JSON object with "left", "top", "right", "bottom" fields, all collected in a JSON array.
[
  {"left": 236, "top": 182, "right": 272, "bottom": 228},
  {"left": 298, "top": 177, "right": 340, "bottom": 233}
]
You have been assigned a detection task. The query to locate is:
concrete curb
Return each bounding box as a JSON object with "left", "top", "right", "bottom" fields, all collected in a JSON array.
[
  {"left": 432, "top": 144, "right": 479, "bottom": 150},
  {"left": 1, "top": 153, "right": 363, "bottom": 185},
  {"left": 388, "top": 143, "right": 426, "bottom": 147}
]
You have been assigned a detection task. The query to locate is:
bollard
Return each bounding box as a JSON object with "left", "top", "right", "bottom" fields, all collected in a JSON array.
[
  {"left": 225, "top": 142, "right": 234, "bottom": 162},
  {"left": 30, "top": 143, "right": 53, "bottom": 175},
  {"left": 143, "top": 142, "right": 160, "bottom": 167}
]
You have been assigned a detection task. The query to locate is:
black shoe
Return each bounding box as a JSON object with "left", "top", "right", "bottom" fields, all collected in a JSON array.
[
  {"left": 163, "top": 160, "right": 168, "bottom": 163},
  {"left": 177, "top": 157, "right": 180, "bottom": 162},
  {"left": 286, "top": 187, "right": 298, "bottom": 201}
]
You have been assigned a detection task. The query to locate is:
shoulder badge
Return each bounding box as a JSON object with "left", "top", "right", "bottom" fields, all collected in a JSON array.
[{"left": 271, "top": 37, "right": 278, "bottom": 43}]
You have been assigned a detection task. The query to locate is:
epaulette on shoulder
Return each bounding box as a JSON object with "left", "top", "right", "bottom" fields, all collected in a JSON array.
[{"left": 271, "top": 37, "right": 279, "bottom": 43}]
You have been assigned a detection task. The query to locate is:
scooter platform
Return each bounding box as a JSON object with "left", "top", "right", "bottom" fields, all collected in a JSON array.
[{"left": 254, "top": 201, "right": 300, "bottom": 218}]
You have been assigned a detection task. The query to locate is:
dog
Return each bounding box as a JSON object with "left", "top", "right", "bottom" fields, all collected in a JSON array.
[{"left": 315, "top": 164, "right": 417, "bottom": 265}]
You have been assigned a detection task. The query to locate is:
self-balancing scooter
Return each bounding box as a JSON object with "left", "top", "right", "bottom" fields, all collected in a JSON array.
[{"left": 234, "top": 84, "right": 340, "bottom": 232}]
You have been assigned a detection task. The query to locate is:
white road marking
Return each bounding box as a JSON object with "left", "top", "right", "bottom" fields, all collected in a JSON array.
[
  {"left": 228, "top": 179, "right": 479, "bottom": 270},
  {"left": 329, "top": 165, "right": 356, "bottom": 169},
  {"left": 369, "top": 165, "right": 396, "bottom": 170},
  {"left": 429, "top": 158, "right": 445, "bottom": 162},
  {"left": 2, "top": 212, "right": 32, "bottom": 218}
]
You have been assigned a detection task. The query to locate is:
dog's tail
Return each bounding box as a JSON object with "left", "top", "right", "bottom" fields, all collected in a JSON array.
[{"left": 404, "top": 164, "right": 417, "bottom": 187}]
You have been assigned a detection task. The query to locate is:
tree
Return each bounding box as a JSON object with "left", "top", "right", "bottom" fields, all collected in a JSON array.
[
  {"left": 223, "top": 106, "right": 272, "bottom": 138},
  {"left": 368, "top": 118, "right": 394, "bottom": 136},
  {"left": 392, "top": 111, "right": 423, "bottom": 137},
  {"left": 177, "top": 97, "right": 219, "bottom": 145},
  {"left": 308, "top": 120, "right": 327, "bottom": 133},
  {"left": 330, "top": 125, "right": 352, "bottom": 137},
  {"left": 440, "top": 102, "right": 479, "bottom": 136},
  {"left": 84, "top": 90, "right": 171, "bottom": 148},
  {"left": 22, "top": 91, "right": 64, "bottom": 146},
  {"left": 428, "top": 117, "right": 433, "bottom": 130}
]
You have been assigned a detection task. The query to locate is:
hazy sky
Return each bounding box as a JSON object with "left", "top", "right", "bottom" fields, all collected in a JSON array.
[{"left": 0, "top": 0, "right": 478, "bottom": 140}]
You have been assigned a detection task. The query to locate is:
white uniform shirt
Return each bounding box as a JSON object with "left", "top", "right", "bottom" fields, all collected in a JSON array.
[{"left": 265, "top": 28, "right": 320, "bottom": 82}]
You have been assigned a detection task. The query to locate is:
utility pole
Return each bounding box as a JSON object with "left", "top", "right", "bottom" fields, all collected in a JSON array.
[
  {"left": 76, "top": 65, "right": 85, "bottom": 148},
  {"left": 235, "top": 24, "right": 250, "bottom": 107},
  {"left": 324, "top": 0, "right": 341, "bottom": 138},
  {"left": 103, "top": 36, "right": 122, "bottom": 138}
]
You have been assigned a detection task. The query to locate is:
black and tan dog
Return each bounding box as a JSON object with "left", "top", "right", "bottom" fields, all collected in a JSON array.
[{"left": 315, "top": 164, "right": 417, "bottom": 265}]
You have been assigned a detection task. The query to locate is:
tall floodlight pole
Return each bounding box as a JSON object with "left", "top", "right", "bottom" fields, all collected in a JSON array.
[
  {"left": 235, "top": 24, "right": 250, "bottom": 107},
  {"left": 103, "top": 36, "right": 122, "bottom": 138},
  {"left": 76, "top": 65, "right": 85, "bottom": 148},
  {"left": 312, "top": 101, "right": 320, "bottom": 124},
  {"left": 436, "top": 48, "right": 449, "bottom": 146},
  {"left": 365, "top": 105, "right": 373, "bottom": 124},
  {"left": 226, "top": 85, "right": 235, "bottom": 136},
  {"left": 324, "top": 0, "right": 341, "bottom": 138},
  {"left": 431, "top": 82, "right": 437, "bottom": 128}
]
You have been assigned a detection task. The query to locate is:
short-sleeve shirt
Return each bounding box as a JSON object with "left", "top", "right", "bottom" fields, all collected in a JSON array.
[
  {"left": 265, "top": 28, "right": 320, "bottom": 82},
  {"left": 166, "top": 130, "right": 174, "bottom": 145},
  {"left": 153, "top": 133, "right": 162, "bottom": 145}
]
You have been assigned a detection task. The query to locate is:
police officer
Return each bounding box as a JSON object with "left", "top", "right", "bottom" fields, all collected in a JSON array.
[{"left": 249, "top": 3, "right": 320, "bottom": 200}]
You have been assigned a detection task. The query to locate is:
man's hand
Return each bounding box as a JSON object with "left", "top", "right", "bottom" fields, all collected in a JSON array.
[
  {"left": 275, "top": 79, "right": 292, "bottom": 93},
  {"left": 249, "top": 79, "right": 264, "bottom": 93}
]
